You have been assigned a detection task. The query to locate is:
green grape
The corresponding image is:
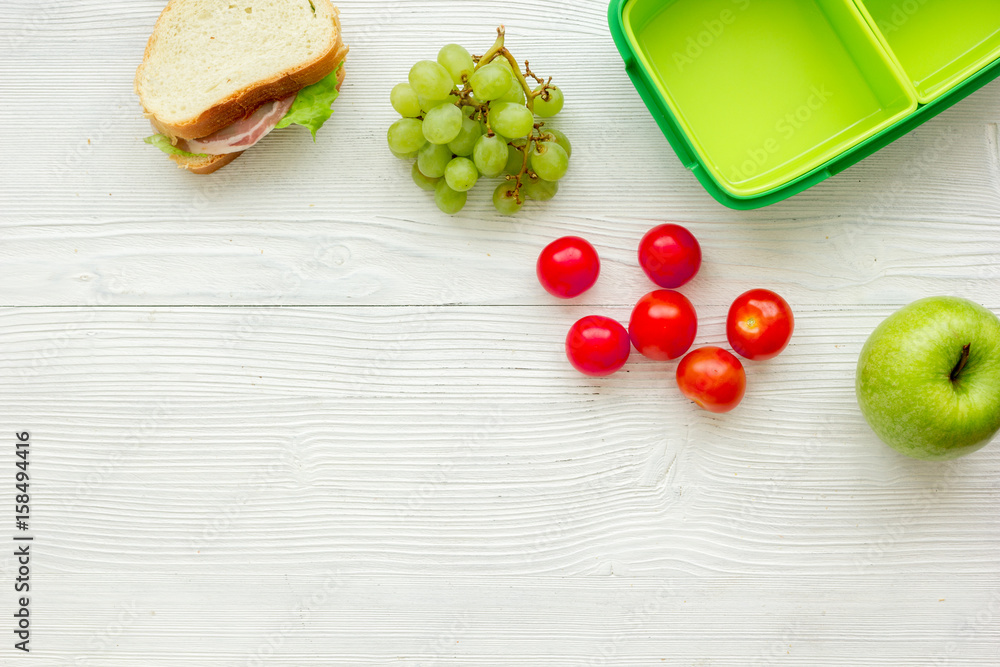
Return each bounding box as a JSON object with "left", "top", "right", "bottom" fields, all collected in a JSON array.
[
  {"left": 387, "top": 118, "right": 426, "bottom": 155},
  {"left": 409, "top": 60, "right": 455, "bottom": 100},
  {"left": 524, "top": 175, "right": 558, "bottom": 201},
  {"left": 390, "top": 83, "right": 422, "bottom": 118},
  {"left": 434, "top": 180, "right": 467, "bottom": 215},
  {"left": 445, "top": 157, "right": 479, "bottom": 192},
  {"left": 484, "top": 126, "right": 510, "bottom": 145},
  {"left": 497, "top": 77, "right": 526, "bottom": 105},
  {"left": 533, "top": 85, "right": 564, "bottom": 117},
  {"left": 447, "top": 116, "right": 482, "bottom": 157},
  {"left": 417, "top": 141, "right": 453, "bottom": 178},
  {"left": 530, "top": 141, "right": 569, "bottom": 181},
  {"left": 489, "top": 102, "right": 534, "bottom": 139},
  {"left": 493, "top": 181, "right": 522, "bottom": 215},
  {"left": 437, "top": 43, "right": 475, "bottom": 85},
  {"left": 419, "top": 95, "right": 452, "bottom": 113},
  {"left": 472, "top": 134, "right": 508, "bottom": 178},
  {"left": 542, "top": 128, "right": 572, "bottom": 158},
  {"left": 494, "top": 58, "right": 530, "bottom": 103},
  {"left": 461, "top": 103, "right": 477, "bottom": 119},
  {"left": 504, "top": 143, "right": 525, "bottom": 175},
  {"left": 412, "top": 162, "right": 440, "bottom": 191},
  {"left": 390, "top": 148, "right": 418, "bottom": 160},
  {"left": 469, "top": 63, "right": 513, "bottom": 101},
  {"left": 422, "top": 104, "right": 463, "bottom": 144}
]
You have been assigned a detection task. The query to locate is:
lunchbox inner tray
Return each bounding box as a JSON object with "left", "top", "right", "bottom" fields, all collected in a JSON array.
[{"left": 623, "top": 0, "right": 919, "bottom": 197}]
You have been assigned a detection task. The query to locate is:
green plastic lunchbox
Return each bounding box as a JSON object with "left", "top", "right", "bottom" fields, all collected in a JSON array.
[{"left": 609, "top": 0, "right": 1000, "bottom": 209}]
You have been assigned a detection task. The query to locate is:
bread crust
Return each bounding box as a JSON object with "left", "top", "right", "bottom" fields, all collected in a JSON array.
[
  {"left": 171, "top": 151, "right": 244, "bottom": 174},
  {"left": 136, "top": 0, "right": 348, "bottom": 141}
]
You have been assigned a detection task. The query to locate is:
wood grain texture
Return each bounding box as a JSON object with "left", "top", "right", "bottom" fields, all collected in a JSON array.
[
  {"left": 2, "top": 1, "right": 1000, "bottom": 665},
  {"left": 14, "top": 574, "right": 1000, "bottom": 665},
  {"left": 1, "top": 306, "right": 999, "bottom": 666}
]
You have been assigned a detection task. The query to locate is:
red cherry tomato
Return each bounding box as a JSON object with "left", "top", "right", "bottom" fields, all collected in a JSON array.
[
  {"left": 628, "top": 290, "right": 698, "bottom": 361},
  {"left": 537, "top": 236, "right": 600, "bottom": 299},
  {"left": 638, "top": 223, "right": 702, "bottom": 289},
  {"left": 676, "top": 346, "right": 746, "bottom": 413},
  {"left": 726, "top": 289, "right": 794, "bottom": 360},
  {"left": 565, "top": 316, "right": 631, "bottom": 377}
]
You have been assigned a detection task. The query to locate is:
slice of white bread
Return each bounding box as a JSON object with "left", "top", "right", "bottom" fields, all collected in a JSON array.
[{"left": 136, "top": 0, "right": 348, "bottom": 141}]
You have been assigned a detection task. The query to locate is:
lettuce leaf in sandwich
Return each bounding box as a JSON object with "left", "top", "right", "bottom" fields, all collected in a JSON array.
[
  {"left": 144, "top": 133, "right": 207, "bottom": 158},
  {"left": 275, "top": 62, "right": 342, "bottom": 139}
]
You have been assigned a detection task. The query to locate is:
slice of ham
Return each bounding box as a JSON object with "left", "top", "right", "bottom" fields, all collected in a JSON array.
[{"left": 180, "top": 93, "right": 297, "bottom": 155}]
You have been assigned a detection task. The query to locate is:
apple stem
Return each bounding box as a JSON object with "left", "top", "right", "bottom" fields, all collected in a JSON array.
[{"left": 950, "top": 344, "right": 971, "bottom": 382}]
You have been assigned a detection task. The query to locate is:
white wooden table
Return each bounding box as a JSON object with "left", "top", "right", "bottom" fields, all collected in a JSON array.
[{"left": 2, "top": 1, "right": 999, "bottom": 664}]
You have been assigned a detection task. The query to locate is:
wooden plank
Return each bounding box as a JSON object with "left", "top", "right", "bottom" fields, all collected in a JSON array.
[
  {"left": 1, "top": 307, "right": 996, "bottom": 582},
  {"left": 13, "top": 574, "right": 1000, "bottom": 665}
]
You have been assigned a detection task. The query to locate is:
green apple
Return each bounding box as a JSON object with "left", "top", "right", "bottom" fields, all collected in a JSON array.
[{"left": 855, "top": 296, "right": 1000, "bottom": 461}]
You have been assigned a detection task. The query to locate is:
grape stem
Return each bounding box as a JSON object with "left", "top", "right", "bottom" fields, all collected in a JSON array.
[
  {"left": 505, "top": 123, "right": 553, "bottom": 204},
  {"left": 476, "top": 26, "right": 507, "bottom": 72},
  {"left": 523, "top": 63, "right": 544, "bottom": 85},
  {"left": 469, "top": 25, "right": 559, "bottom": 204},
  {"left": 500, "top": 50, "right": 538, "bottom": 113},
  {"left": 472, "top": 25, "right": 544, "bottom": 114}
]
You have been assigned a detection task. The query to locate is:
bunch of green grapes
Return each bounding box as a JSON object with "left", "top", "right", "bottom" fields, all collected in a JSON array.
[{"left": 386, "top": 27, "right": 571, "bottom": 215}]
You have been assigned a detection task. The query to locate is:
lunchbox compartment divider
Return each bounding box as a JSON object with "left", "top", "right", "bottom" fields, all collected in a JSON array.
[{"left": 851, "top": 0, "right": 1000, "bottom": 103}]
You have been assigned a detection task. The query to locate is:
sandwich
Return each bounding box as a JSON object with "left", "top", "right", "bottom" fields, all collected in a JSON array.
[{"left": 135, "top": 0, "right": 348, "bottom": 174}]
